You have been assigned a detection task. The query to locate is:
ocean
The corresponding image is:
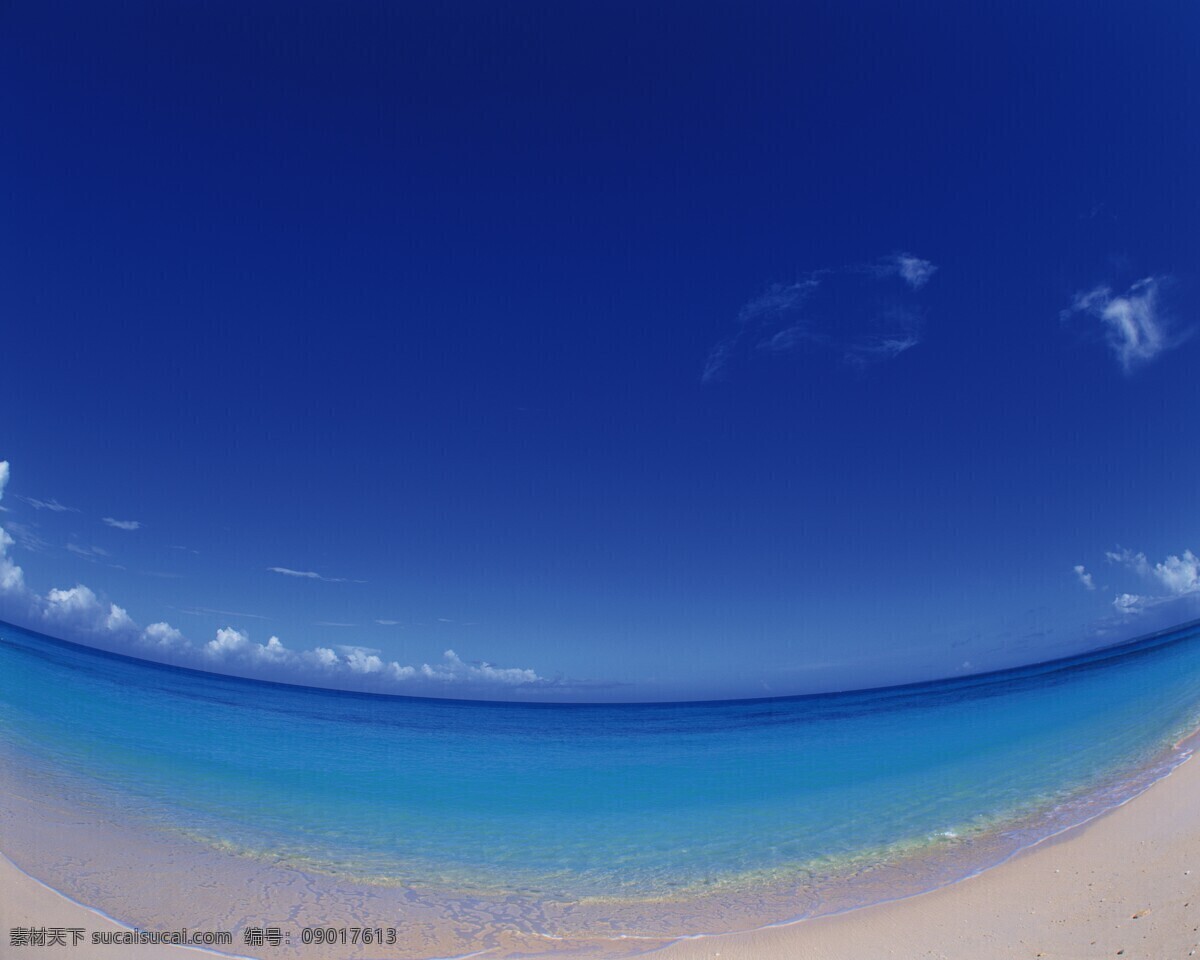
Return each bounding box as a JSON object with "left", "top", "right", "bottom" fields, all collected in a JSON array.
[{"left": 3, "top": 618, "right": 1200, "bottom": 957}]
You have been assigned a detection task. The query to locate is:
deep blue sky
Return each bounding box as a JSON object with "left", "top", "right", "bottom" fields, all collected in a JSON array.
[{"left": 1, "top": 0, "right": 1197, "bottom": 700}]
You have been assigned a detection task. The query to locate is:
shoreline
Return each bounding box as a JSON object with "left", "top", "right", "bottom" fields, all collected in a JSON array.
[
  {"left": 4, "top": 751, "right": 1200, "bottom": 959},
  {"left": 647, "top": 746, "right": 1200, "bottom": 959}
]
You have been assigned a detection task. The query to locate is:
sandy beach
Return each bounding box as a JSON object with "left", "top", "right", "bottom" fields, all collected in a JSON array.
[{"left": 2, "top": 751, "right": 1199, "bottom": 960}]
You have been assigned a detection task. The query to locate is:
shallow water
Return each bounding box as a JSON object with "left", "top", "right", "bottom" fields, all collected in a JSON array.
[{"left": 3, "top": 619, "right": 1200, "bottom": 956}]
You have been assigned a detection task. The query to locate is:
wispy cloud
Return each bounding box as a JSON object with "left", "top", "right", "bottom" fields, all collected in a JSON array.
[
  {"left": 703, "top": 253, "right": 935, "bottom": 383},
  {"left": 1061, "top": 276, "right": 1184, "bottom": 373},
  {"left": 703, "top": 279, "right": 822, "bottom": 384},
  {"left": 269, "top": 566, "right": 325, "bottom": 579},
  {"left": 843, "top": 306, "right": 923, "bottom": 366},
  {"left": 103, "top": 517, "right": 141, "bottom": 530},
  {"left": 1106, "top": 548, "right": 1150, "bottom": 577},
  {"left": 18, "top": 495, "right": 78, "bottom": 513},
  {"left": 1073, "top": 564, "right": 1095, "bottom": 590},
  {"left": 374, "top": 619, "right": 402, "bottom": 626},
  {"left": 2, "top": 519, "right": 50, "bottom": 554},
  {"left": 740, "top": 280, "right": 822, "bottom": 326},
  {"left": 846, "top": 334, "right": 921, "bottom": 363},
  {"left": 267, "top": 566, "right": 366, "bottom": 583},
  {"left": 66, "top": 542, "right": 110, "bottom": 560},
  {"left": 174, "top": 605, "right": 271, "bottom": 621}
]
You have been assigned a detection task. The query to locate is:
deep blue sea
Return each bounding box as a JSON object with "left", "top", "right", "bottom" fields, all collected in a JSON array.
[{"left": 3, "top": 619, "right": 1200, "bottom": 952}]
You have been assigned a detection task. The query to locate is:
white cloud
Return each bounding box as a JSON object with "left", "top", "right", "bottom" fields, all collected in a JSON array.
[
  {"left": 1062, "top": 277, "right": 1180, "bottom": 372},
  {"left": 106, "top": 603, "right": 135, "bottom": 633},
  {"left": 206, "top": 626, "right": 250, "bottom": 657},
  {"left": 184, "top": 632, "right": 548, "bottom": 691},
  {"left": 268, "top": 566, "right": 323, "bottom": 579},
  {"left": 1105, "top": 545, "right": 1200, "bottom": 596},
  {"left": 1073, "top": 564, "right": 1095, "bottom": 590},
  {"left": 0, "top": 463, "right": 27, "bottom": 596},
  {"left": 203, "top": 627, "right": 293, "bottom": 664},
  {"left": 335, "top": 643, "right": 380, "bottom": 655},
  {"left": 142, "top": 621, "right": 187, "bottom": 649},
  {"left": 103, "top": 517, "right": 141, "bottom": 531},
  {"left": 253, "top": 636, "right": 289, "bottom": 663},
  {"left": 1099, "top": 545, "right": 1200, "bottom": 618},
  {"left": 419, "top": 649, "right": 541, "bottom": 686},
  {"left": 193, "top": 629, "right": 303, "bottom": 670},
  {"left": 1153, "top": 550, "right": 1200, "bottom": 596},
  {"left": 267, "top": 566, "right": 364, "bottom": 583},
  {"left": 1113, "top": 593, "right": 1146, "bottom": 614},
  {"left": 0, "top": 526, "right": 26, "bottom": 595},
  {"left": 44, "top": 584, "right": 102, "bottom": 619},
  {"left": 374, "top": 619, "right": 401, "bottom": 626},
  {"left": 2, "top": 460, "right": 561, "bottom": 696},
  {"left": 43, "top": 584, "right": 137, "bottom": 639},
  {"left": 307, "top": 647, "right": 340, "bottom": 668},
  {"left": 889, "top": 253, "right": 937, "bottom": 290},
  {"left": 345, "top": 648, "right": 385, "bottom": 673},
  {"left": 1106, "top": 548, "right": 1150, "bottom": 577}
]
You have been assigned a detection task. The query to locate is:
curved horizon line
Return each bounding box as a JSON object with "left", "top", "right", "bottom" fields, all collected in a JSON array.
[{"left": 4, "top": 614, "right": 1199, "bottom": 710}]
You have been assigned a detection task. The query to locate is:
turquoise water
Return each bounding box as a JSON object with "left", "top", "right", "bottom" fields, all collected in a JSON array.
[{"left": 3, "top": 619, "right": 1200, "bottom": 931}]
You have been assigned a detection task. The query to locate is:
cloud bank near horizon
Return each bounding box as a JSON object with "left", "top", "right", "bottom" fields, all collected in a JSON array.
[
  {"left": 1101, "top": 546, "right": 1200, "bottom": 617},
  {"left": 1071, "top": 545, "right": 1200, "bottom": 644},
  {"left": 0, "top": 459, "right": 585, "bottom": 698}
]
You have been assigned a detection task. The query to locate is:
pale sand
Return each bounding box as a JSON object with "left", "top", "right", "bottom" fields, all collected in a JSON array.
[{"left": 3, "top": 755, "right": 1200, "bottom": 960}]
